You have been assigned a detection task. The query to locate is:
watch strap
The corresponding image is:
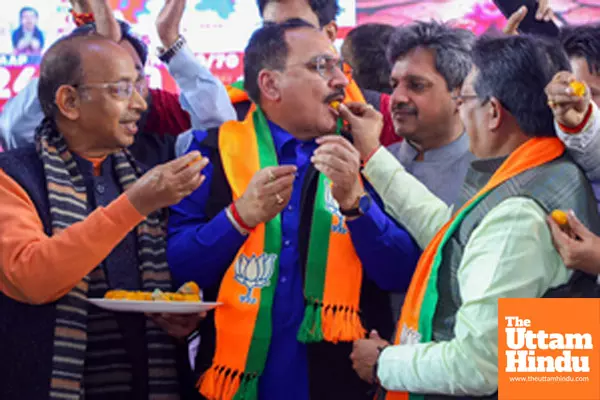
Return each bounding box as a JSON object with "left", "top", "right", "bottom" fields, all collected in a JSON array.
[
  {"left": 339, "top": 193, "right": 368, "bottom": 217},
  {"left": 158, "top": 35, "right": 187, "bottom": 64}
]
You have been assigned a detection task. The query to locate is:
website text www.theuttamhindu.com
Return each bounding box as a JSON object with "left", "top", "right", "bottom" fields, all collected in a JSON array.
[{"left": 508, "top": 376, "right": 590, "bottom": 383}]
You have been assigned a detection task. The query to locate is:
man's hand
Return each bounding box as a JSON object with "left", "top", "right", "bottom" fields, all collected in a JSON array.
[
  {"left": 156, "top": 0, "right": 186, "bottom": 49},
  {"left": 126, "top": 151, "right": 209, "bottom": 216},
  {"left": 69, "top": 0, "right": 92, "bottom": 14},
  {"left": 312, "top": 135, "right": 362, "bottom": 210},
  {"left": 503, "top": 0, "right": 553, "bottom": 36},
  {"left": 71, "top": 0, "right": 121, "bottom": 42},
  {"left": 234, "top": 165, "right": 297, "bottom": 228},
  {"left": 337, "top": 102, "right": 383, "bottom": 161},
  {"left": 545, "top": 71, "right": 591, "bottom": 128},
  {"left": 547, "top": 210, "right": 600, "bottom": 275},
  {"left": 147, "top": 312, "right": 206, "bottom": 340},
  {"left": 350, "top": 330, "right": 390, "bottom": 384}
]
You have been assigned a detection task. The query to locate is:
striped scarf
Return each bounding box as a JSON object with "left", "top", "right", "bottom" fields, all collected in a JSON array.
[{"left": 35, "top": 118, "right": 180, "bottom": 400}]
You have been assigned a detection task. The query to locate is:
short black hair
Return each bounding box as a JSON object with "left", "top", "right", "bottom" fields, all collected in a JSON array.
[
  {"left": 342, "top": 23, "right": 395, "bottom": 93},
  {"left": 71, "top": 20, "right": 148, "bottom": 65},
  {"left": 38, "top": 34, "right": 112, "bottom": 118},
  {"left": 257, "top": 0, "right": 340, "bottom": 28},
  {"left": 243, "top": 18, "right": 316, "bottom": 104},
  {"left": 20, "top": 6, "right": 38, "bottom": 19},
  {"left": 472, "top": 35, "right": 571, "bottom": 137},
  {"left": 560, "top": 24, "right": 600, "bottom": 75},
  {"left": 387, "top": 21, "right": 475, "bottom": 91}
]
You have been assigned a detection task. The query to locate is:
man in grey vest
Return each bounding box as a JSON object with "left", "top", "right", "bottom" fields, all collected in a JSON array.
[{"left": 342, "top": 35, "right": 600, "bottom": 398}]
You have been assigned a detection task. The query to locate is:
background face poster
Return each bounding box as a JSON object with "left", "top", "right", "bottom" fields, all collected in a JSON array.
[{"left": 0, "top": 0, "right": 598, "bottom": 111}]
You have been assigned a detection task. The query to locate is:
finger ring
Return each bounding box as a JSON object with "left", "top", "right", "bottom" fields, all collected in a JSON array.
[
  {"left": 275, "top": 193, "right": 284, "bottom": 204},
  {"left": 268, "top": 170, "right": 276, "bottom": 182}
]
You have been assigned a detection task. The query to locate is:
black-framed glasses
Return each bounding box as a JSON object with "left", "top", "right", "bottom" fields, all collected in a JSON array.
[{"left": 74, "top": 79, "right": 146, "bottom": 100}]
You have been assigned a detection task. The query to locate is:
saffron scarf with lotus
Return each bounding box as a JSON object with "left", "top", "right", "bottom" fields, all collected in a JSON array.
[
  {"left": 198, "top": 106, "right": 366, "bottom": 400},
  {"left": 385, "top": 137, "right": 565, "bottom": 400}
]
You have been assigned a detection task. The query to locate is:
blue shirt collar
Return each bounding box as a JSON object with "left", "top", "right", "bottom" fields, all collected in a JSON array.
[{"left": 268, "top": 120, "right": 315, "bottom": 155}]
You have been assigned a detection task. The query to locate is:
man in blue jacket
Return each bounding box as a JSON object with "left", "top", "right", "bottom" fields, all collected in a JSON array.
[{"left": 167, "top": 20, "right": 420, "bottom": 400}]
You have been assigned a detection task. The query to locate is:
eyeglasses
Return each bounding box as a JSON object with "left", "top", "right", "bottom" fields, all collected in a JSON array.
[
  {"left": 290, "top": 54, "right": 345, "bottom": 80},
  {"left": 74, "top": 79, "right": 146, "bottom": 100},
  {"left": 452, "top": 94, "right": 479, "bottom": 105}
]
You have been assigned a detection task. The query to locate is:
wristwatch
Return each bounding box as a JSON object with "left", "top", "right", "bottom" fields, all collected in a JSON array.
[
  {"left": 158, "top": 35, "right": 187, "bottom": 64},
  {"left": 340, "top": 193, "right": 371, "bottom": 217}
]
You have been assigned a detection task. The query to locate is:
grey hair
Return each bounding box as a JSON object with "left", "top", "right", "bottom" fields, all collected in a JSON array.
[{"left": 386, "top": 21, "right": 475, "bottom": 91}]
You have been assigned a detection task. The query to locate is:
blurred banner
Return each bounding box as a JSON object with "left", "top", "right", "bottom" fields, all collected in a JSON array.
[{"left": 0, "top": 0, "right": 598, "bottom": 111}]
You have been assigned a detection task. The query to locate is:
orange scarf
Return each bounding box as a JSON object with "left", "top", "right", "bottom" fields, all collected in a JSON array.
[
  {"left": 199, "top": 106, "right": 365, "bottom": 400},
  {"left": 386, "top": 137, "right": 565, "bottom": 400}
]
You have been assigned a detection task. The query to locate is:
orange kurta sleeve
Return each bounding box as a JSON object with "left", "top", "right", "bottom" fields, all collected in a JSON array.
[{"left": 0, "top": 169, "right": 145, "bottom": 305}]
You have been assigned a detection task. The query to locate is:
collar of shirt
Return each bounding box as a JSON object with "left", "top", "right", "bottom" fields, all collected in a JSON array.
[
  {"left": 470, "top": 155, "right": 508, "bottom": 174},
  {"left": 72, "top": 153, "right": 110, "bottom": 178},
  {"left": 267, "top": 120, "right": 316, "bottom": 159},
  {"left": 396, "top": 132, "right": 470, "bottom": 164}
]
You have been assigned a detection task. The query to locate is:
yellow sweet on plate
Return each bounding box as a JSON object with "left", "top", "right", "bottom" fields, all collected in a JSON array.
[
  {"left": 104, "top": 281, "right": 203, "bottom": 302},
  {"left": 178, "top": 281, "right": 200, "bottom": 295},
  {"left": 550, "top": 209, "right": 569, "bottom": 227},
  {"left": 569, "top": 81, "right": 586, "bottom": 97}
]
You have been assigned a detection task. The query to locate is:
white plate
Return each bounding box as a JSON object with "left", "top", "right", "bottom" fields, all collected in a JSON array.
[{"left": 88, "top": 299, "right": 222, "bottom": 314}]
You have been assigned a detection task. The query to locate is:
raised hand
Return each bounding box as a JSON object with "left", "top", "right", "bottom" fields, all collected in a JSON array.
[
  {"left": 545, "top": 71, "right": 592, "bottom": 129},
  {"left": 337, "top": 102, "right": 383, "bottom": 161},
  {"left": 234, "top": 165, "right": 297, "bottom": 228},
  {"left": 312, "top": 135, "right": 363, "bottom": 210},
  {"left": 69, "top": 0, "right": 93, "bottom": 14},
  {"left": 156, "top": 0, "right": 186, "bottom": 48},
  {"left": 126, "top": 151, "right": 209, "bottom": 216},
  {"left": 503, "top": 0, "right": 554, "bottom": 36}
]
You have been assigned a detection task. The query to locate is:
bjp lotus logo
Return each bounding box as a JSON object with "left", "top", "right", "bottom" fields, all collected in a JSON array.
[
  {"left": 234, "top": 254, "right": 276, "bottom": 304},
  {"left": 324, "top": 180, "right": 347, "bottom": 234},
  {"left": 399, "top": 323, "right": 422, "bottom": 345}
]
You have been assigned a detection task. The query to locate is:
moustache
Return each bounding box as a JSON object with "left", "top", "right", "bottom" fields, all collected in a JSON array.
[
  {"left": 392, "top": 104, "right": 418, "bottom": 116},
  {"left": 323, "top": 89, "right": 345, "bottom": 104}
]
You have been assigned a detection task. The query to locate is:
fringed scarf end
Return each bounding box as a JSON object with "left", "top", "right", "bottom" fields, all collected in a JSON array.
[
  {"left": 322, "top": 304, "right": 366, "bottom": 343},
  {"left": 199, "top": 365, "right": 259, "bottom": 400},
  {"left": 297, "top": 300, "right": 324, "bottom": 343},
  {"left": 298, "top": 301, "right": 366, "bottom": 344}
]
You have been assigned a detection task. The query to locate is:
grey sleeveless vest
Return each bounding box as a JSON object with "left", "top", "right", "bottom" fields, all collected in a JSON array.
[{"left": 423, "top": 154, "right": 600, "bottom": 400}]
